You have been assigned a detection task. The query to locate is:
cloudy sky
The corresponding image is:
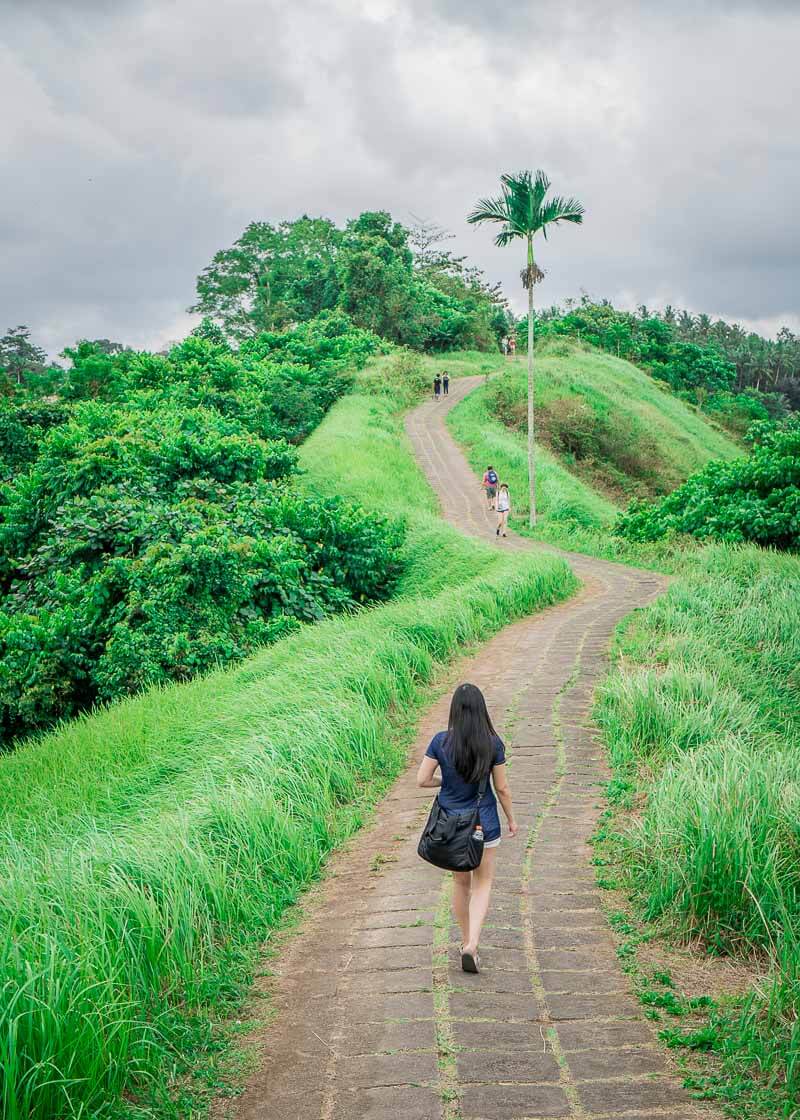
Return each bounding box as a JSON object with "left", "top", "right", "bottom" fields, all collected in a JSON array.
[{"left": 2, "top": 0, "right": 798, "bottom": 356}]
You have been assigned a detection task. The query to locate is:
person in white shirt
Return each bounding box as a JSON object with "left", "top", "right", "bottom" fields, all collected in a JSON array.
[{"left": 496, "top": 483, "right": 510, "bottom": 537}]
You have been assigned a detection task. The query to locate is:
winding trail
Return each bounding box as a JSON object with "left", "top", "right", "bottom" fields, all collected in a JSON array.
[{"left": 220, "top": 378, "right": 720, "bottom": 1120}]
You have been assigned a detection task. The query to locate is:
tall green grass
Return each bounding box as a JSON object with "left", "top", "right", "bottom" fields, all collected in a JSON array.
[
  {"left": 0, "top": 386, "right": 575, "bottom": 1118},
  {"left": 595, "top": 546, "right": 800, "bottom": 1109}
]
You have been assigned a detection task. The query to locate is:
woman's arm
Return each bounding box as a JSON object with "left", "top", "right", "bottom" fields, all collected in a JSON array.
[
  {"left": 491, "top": 763, "right": 518, "bottom": 836},
  {"left": 417, "top": 755, "right": 442, "bottom": 788}
]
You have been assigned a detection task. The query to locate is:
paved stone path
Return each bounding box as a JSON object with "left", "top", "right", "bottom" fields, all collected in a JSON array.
[{"left": 220, "top": 378, "right": 721, "bottom": 1120}]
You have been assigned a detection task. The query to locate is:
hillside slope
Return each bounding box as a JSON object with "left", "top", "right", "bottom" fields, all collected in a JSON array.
[{"left": 448, "top": 339, "right": 740, "bottom": 533}]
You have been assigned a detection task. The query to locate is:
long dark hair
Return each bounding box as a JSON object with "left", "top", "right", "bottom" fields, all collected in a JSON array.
[{"left": 445, "top": 682, "right": 496, "bottom": 782}]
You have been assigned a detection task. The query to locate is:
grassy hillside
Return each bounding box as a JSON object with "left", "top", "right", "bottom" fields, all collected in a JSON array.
[
  {"left": 0, "top": 379, "right": 575, "bottom": 1120},
  {"left": 449, "top": 383, "right": 618, "bottom": 527},
  {"left": 448, "top": 340, "right": 742, "bottom": 566},
  {"left": 456, "top": 339, "right": 739, "bottom": 507},
  {"left": 532, "top": 339, "right": 739, "bottom": 484}
]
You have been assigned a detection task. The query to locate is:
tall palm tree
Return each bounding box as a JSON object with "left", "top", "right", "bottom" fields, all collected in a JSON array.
[{"left": 468, "top": 171, "right": 584, "bottom": 526}]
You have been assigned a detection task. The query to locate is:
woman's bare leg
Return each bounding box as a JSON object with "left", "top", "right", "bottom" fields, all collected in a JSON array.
[
  {"left": 463, "top": 848, "right": 497, "bottom": 954},
  {"left": 452, "top": 870, "right": 472, "bottom": 946}
]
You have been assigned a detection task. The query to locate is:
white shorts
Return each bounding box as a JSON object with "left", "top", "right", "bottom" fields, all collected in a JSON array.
[{"left": 484, "top": 837, "right": 501, "bottom": 849}]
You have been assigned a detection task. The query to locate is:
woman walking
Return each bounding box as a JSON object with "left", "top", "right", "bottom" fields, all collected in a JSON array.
[
  {"left": 417, "top": 683, "right": 518, "bottom": 972},
  {"left": 496, "top": 482, "right": 510, "bottom": 537}
]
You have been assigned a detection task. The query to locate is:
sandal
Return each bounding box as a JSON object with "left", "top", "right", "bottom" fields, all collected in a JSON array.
[{"left": 461, "top": 949, "right": 480, "bottom": 973}]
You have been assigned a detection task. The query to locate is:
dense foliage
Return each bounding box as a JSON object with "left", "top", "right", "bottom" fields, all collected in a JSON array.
[
  {"left": 617, "top": 416, "right": 800, "bottom": 549},
  {"left": 190, "top": 210, "right": 509, "bottom": 352},
  {"left": 0, "top": 314, "right": 403, "bottom": 740},
  {"left": 526, "top": 298, "right": 798, "bottom": 427}
]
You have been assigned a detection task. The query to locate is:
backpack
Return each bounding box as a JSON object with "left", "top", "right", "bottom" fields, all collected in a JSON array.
[{"left": 487, "top": 470, "right": 498, "bottom": 485}]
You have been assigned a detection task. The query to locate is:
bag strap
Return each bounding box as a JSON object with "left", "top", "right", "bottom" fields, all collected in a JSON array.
[{"left": 475, "top": 772, "right": 490, "bottom": 806}]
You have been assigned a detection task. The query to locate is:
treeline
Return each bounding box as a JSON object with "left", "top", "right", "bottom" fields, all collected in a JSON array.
[
  {"left": 0, "top": 313, "right": 403, "bottom": 741},
  {"left": 0, "top": 206, "right": 514, "bottom": 741},
  {"left": 0, "top": 211, "right": 509, "bottom": 398},
  {"left": 191, "top": 210, "right": 510, "bottom": 351},
  {"left": 526, "top": 298, "right": 799, "bottom": 435}
]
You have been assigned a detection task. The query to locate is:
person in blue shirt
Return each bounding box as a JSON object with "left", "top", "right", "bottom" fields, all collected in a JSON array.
[{"left": 417, "top": 682, "right": 518, "bottom": 973}]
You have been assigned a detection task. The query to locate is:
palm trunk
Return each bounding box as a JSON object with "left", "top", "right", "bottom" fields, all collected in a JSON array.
[{"left": 526, "top": 234, "right": 536, "bottom": 527}]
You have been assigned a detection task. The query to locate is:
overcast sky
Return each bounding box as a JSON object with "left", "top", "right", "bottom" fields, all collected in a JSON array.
[{"left": 2, "top": 0, "right": 799, "bottom": 356}]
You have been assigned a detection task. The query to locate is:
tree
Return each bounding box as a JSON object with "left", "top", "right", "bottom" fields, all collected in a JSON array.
[
  {"left": 337, "top": 211, "right": 420, "bottom": 344},
  {"left": 468, "top": 171, "right": 584, "bottom": 525},
  {"left": 87, "top": 339, "right": 127, "bottom": 355},
  {"left": 0, "top": 325, "right": 47, "bottom": 387},
  {"left": 617, "top": 416, "right": 800, "bottom": 550},
  {"left": 190, "top": 217, "right": 342, "bottom": 341},
  {"left": 408, "top": 215, "right": 456, "bottom": 271}
]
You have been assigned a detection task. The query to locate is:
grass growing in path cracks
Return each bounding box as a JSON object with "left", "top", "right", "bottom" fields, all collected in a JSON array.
[
  {"left": 432, "top": 879, "right": 462, "bottom": 1119},
  {"left": 520, "top": 640, "right": 590, "bottom": 1120}
]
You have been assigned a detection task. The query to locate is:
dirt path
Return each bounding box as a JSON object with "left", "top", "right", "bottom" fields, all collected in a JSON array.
[{"left": 220, "top": 379, "right": 719, "bottom": 1120}]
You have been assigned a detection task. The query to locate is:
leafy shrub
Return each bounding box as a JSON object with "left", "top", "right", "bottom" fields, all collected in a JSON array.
[
  {"left": 358, "top": 349, "right": 430, "bottom": 407},
  {"left": 539, "top": 397, "right": 601, "bottom": 459},
  {"left": 0, "top": 399, "right": 70, "bottom": 480},
  {"left": 61, "top": 312, "right": 380, "bottom": 448},
  {"left": 617, "top": 416, "right": 800, "bottom": 549},
  {"left": 0, "top": 440, "right": 403, "bottom": 737},
  {"left": 485, "top": 375, "right": 527, "bottom": 430},
  {"left": 0, "top": 318, "right": 404, "bottom": 741},
  {"left": 702, "top": 388, "right": 788, "bottom": 436}
]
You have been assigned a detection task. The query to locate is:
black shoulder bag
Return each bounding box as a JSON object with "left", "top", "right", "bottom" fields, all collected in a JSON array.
[{"left": 417, "top": 774, "right": 489, "bottom": 872}]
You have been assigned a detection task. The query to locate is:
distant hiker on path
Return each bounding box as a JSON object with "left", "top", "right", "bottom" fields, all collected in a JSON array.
[
  {"left": 496, "top": 483, "right": 510, "bottom": 537},
  {"left": 508, "top": 336, "right": 516, "bottom": 358},
  {"left": 500, "top": 336, "right": 508, "bottom": 356},
  {"left": 482, "top": 465, "right": 498, "bottom": 509},
  {"left": 433, "top": 373, "right": 442, "bottom": 400},
  {"left": 442, "top": 371, "right": 449, "bottom": 395},
  {"left": 417, "top": 683, "right": 517, "bottom": 973}
]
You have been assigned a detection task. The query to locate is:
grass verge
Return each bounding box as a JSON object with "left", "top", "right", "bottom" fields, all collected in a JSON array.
[
  {"left": 593, "top": 545, "right": 800, "bottom": 1117},
  {"left": 0, "top": 386, "right": 575, "bottom": 1119}
]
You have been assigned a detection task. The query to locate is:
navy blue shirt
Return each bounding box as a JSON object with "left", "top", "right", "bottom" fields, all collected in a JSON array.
[{"left": 425, "top": 731, "right": 505, "bottom": 841}]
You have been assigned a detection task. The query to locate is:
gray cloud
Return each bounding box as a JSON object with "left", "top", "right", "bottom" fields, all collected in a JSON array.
[{"left": 1, "top": 0, "right": 798, "bottom": 357}]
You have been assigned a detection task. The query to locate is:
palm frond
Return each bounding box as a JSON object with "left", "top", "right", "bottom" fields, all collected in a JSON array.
[
  {"left": 494, "top": 227, "right": 520, "bottom": 248},
  {"left": 532, "top": 169, "right": 551, "bottom": 208},
  {"left": 467, "top": 195, "right": 510, "bottom": 226},
  {"left": 538, "top": 195, "right": 585, "bottom": 229},
  {"left": 469, "top": 170, "right": 584, "bottom": 249}
]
